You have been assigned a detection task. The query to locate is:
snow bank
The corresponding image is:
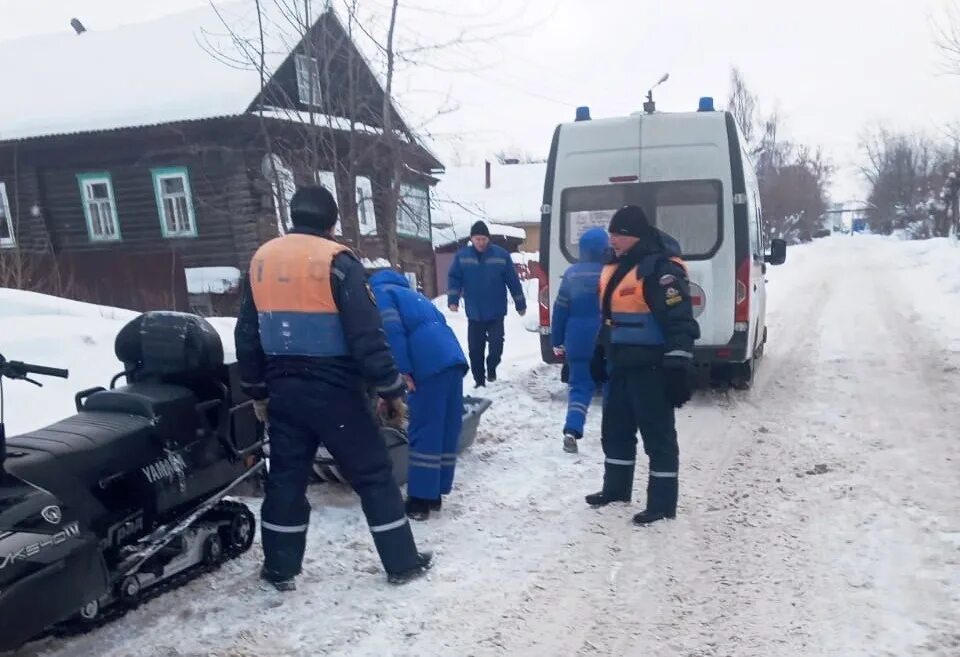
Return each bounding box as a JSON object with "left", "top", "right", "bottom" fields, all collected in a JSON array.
[
  {"left": 882, "top": 236, "right": 960, "bottom": 351},
  {"left": 0, "top": 288, "right": 138, "bottom": 321},
  {"left": 0, "top": 288, "right": 236, "bottom": 435}
]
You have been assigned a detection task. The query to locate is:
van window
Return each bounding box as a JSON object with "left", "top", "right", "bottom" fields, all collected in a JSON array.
[{"left": 560, "top": 180, "right": 722, "bottom": 261}]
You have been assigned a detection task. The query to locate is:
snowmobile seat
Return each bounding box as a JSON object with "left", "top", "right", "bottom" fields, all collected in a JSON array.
[
  {"left": 6, "top": 411, "right": 157, "bottom": 516},
  {"left": 82, "top": 383, "right": 202, "bottom": 448}
]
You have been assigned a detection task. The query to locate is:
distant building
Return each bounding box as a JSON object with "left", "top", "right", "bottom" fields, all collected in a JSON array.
[{"left": 431, "top": 160, "right": 545, "bottom": 294}]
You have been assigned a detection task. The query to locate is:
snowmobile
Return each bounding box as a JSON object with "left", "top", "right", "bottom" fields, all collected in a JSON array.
[{"left": 0, "top": 311, "right": 265, "bottom": 653}]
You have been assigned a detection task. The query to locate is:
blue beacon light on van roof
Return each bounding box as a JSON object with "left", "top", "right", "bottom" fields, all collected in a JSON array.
[
  {"left": 575, "top": 106, "right": 591, "bottom": 121},
  {"left": 698, "top": 96, "right": 715, "bottom": 112}
]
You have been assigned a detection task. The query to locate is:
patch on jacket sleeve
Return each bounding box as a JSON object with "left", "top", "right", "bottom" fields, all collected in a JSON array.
[
  {"left": 665, "top": 287, "right": 682, "bottom": 306},
  {"left": 659, "top": 273, "right": 677, "bottom": 286}
]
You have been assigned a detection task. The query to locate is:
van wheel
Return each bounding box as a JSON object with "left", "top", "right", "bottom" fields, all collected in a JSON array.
[{"left": 730, "top": 359, "right": 754, "bottom": 390}]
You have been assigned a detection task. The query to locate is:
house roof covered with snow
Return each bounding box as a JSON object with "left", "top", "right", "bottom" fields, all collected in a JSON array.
[
  {"left": 0, "top": 1, "right": 431, "bottom": 154},
  {"left": 0, "top": 4, "right": 279, "bottom": 140},
  {"left": 432, "top": 161, "right": 547, "bottom": 235},
  {"left": 431, "top": 220, "right": 525, "bottom": 249}
]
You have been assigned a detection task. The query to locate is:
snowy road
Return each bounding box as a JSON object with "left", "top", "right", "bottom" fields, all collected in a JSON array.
[{"left": 14, "top": 236, "right": 960, "bottom": 657}]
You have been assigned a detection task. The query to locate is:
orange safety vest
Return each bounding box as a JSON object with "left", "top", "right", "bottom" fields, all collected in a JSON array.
[
  {"left": 249, "top": 234, "right": 350, "bottom": 357},
  {"left": 599, "top": 256, "right": 686, "bottom": 346}
]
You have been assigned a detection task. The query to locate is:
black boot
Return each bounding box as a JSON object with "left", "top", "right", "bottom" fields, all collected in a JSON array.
[
  {"left": 387, "top": 551, "right": 434, "bottom": 585},
  {"left": 632, "top": 509, "right": 674, "bottom": 524},
  {"left": 585, "top": 459, "right": 635, "bottom": 506},
  {"left": 429, "top": 497, "right": 442, "bottom": 511},
  {"left": 585, "top": 490, "right": 630, "bottom": 506},
  {"left": 405, "top": 497, "right": 432, "bottom": 521},
  {"left": 632, "top": 474, "right": 677, "bottom": 526},
  {"left": 259, "top": 566, "right": 296, "bottom": 592},
  {"left": 487, "top": 368, "right": 497, "bottom": 382}
]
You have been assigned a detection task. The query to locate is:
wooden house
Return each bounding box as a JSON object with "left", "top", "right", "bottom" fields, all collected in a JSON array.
[{"left": 0, "top": 2, "right": 442, "bottom": 313}]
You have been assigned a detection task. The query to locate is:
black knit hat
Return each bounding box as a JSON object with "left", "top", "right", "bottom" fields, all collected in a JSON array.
[
  {"left": 470, "top": 220, "right": 491, "bottom": 238},
  {"left": 290, "top": 184, "right": 338, "bottom": 230},
  {"left": 608, "top": 205, "right": 652, "bottom": 238}
]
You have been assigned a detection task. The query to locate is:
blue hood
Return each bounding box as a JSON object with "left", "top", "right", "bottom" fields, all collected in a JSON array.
[
  {"left": 369, "top": 269, "right": 409, "bottom": 290},
  {"left": 579, "top": 228, "right": 609, "bottom": 263}
]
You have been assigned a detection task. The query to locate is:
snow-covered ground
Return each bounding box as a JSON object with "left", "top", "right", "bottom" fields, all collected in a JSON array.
[{"left": 4, "top": 235, "right": 960, "bottom": 657}]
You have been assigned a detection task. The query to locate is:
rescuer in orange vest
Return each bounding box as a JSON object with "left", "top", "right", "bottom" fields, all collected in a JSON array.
[
  {"left": 586, "top": 205, "right": 700, "bottom": 525},
  {"left": 234, "top": 185, "right": 431, "bottom": 589}
]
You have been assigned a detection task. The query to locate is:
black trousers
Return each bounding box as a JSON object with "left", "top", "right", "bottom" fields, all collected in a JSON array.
[
  {"left": 599, "top": 366, "right": 679, "bottom": 513},
  {"left": 262, "top": 379, "right": 419, "bottom": 577},
  {"left": 467, "top": 318, "right": 505, "bottom": 384}
]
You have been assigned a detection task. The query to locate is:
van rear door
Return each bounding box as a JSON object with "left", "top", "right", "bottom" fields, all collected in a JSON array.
[
  {"left": 639, "top": 113, "right": 736, "bottom": 349},
  {"left": 548, "top": 117, "right": 642, "bottom": 290}
]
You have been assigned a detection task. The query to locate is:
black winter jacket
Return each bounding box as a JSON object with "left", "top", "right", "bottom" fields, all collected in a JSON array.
[{"left": 601, "top": 230, "right": 701, "bottom": 369}]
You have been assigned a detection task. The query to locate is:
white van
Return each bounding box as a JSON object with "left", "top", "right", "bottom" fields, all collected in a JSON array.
[{"left": 535, "top": 99, "right": 787, "bottom": 388}]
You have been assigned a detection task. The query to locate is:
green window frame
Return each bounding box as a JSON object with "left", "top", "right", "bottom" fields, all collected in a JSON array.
[
  {"left": 151, "top": 166, "right": 198, "bottom": 238},
  {"left": 76, "top": 172, "right": 121, "bottom": 242}
]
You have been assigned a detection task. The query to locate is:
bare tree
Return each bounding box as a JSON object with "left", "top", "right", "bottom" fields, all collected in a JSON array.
[
  {"left": 202, "top": 0, "right": 529, "bottom": 270},
  {"left": 933, "top": 1, "right": 960, "bottom": 75},
  {"left": 726, "top": 67, "right": 831, "bottom": 242},
  {"left": 379, "top": 0, "right": 402, "bottom": 266},
  {"left": 859, "top": 126, "right": 957, "bottom": 237},
  {"left": 727, "top": 67, "right": 757, "bottom": 149}
]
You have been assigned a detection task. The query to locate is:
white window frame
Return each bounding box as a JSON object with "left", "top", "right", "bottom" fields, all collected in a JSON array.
[
  {"left": 151, "top": 166, "right": 198, "bottom": 238},
  {"left": 356, "top": 175, "right": 377, "bottom": 236},
  {"left": 264, "top": 154, "right": 296, "bottom": 233},
  {"left": 397, "top": 183, "right": 431, "bottom": 241},
  {"left": 316, "top": 170, "right": 341, "bottom": 235},
  {"left": 295, "top": 54, "right": 322, "bottom": 107},
  {"left": 0, "top": 182, "right": 14, "bottom": 248},
  {"left": 77, "top": 172, "right": 121, "bottom": 242}
]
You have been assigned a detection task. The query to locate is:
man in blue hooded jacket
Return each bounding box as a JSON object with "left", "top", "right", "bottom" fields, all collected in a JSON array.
[
  {"left": 370, "top": 269, "right": 469, "bottom": 521},
  {"left": 447, "top": 221, "right": 526, "bottom": 388},
  {"left": 551, "top": 227, "right": 610, "bottom": 454}
]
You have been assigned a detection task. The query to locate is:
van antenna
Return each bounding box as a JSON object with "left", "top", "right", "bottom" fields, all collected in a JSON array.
[{"left": 644, "top": 73, "right": 669, "bottom": 114}]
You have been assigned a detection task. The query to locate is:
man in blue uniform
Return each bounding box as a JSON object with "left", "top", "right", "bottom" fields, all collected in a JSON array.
[
  {"left": 550, "top": 227, "right": 610, "bottom": 454},
  {"left": 234, "top": 185, "right": 432, "bottom": 590},
  {"left": 586, "top": 205, "right": 700, "bottom": 525},
  {"left": 447, "top": 221, "right": 526, "bottom": 387},
  {"left": 369, "top": 269, "right": 469, "bottom": 520}
]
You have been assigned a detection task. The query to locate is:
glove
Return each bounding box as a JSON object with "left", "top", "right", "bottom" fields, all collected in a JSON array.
[
  {"left": 662, "top": 356, "right": 693, "bottom": 408},
  {"left": 252, "top": 398, "right": 269, "bottom": 424},
  {"left": 590, "top": 344, "right": 608, "bottom": 383},
  {"left": 378, "top": 397, "right": 408, "bottom": 430}
]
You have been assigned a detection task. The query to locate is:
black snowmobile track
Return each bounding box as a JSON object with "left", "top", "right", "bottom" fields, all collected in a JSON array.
[{"left": 46, "top": 500, "right": 255, "bottom": 642}]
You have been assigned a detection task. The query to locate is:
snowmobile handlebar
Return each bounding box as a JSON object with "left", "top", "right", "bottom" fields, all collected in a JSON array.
[{"left": 0, "top": 354, "right": 69, "bottom": 381}]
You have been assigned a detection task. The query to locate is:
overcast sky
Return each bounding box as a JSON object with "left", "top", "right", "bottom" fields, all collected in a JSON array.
[{"left": 2, "top": 0, "right": 958, "bottom": 201}]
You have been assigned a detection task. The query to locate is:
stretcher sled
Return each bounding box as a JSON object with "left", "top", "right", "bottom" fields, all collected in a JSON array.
[{"left": 312, "top": 396, "right": 492, "bottom": 486}]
